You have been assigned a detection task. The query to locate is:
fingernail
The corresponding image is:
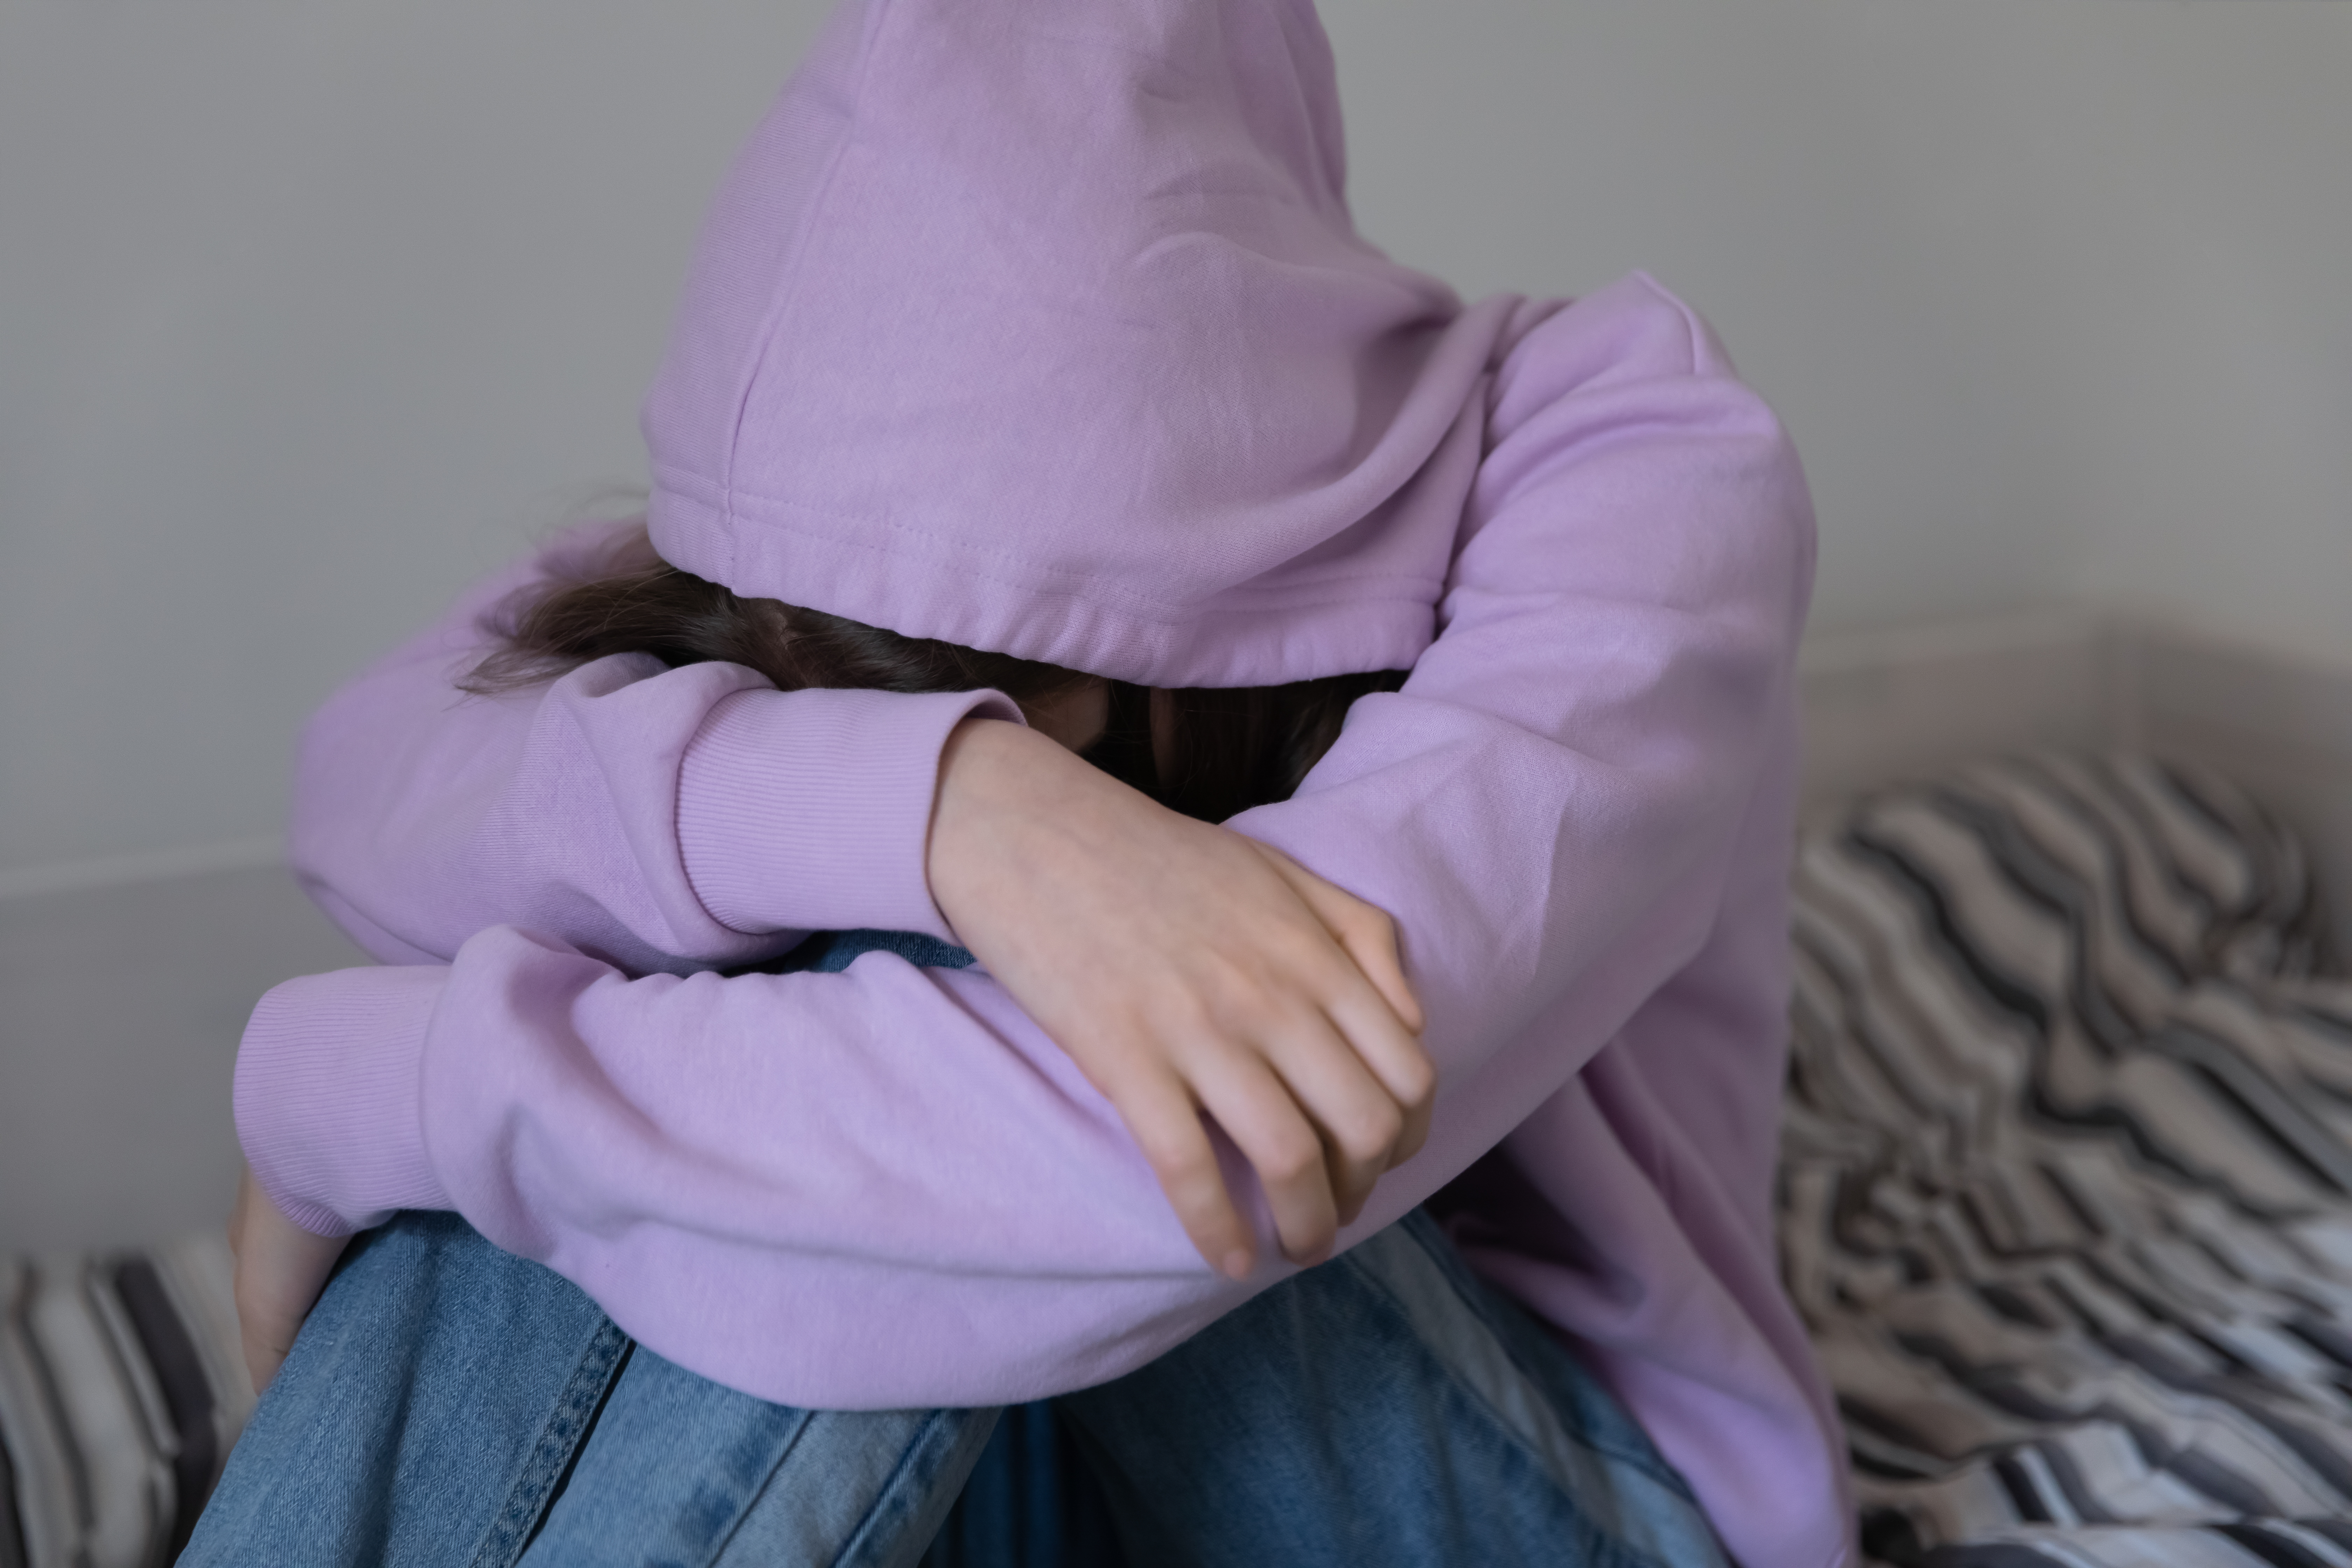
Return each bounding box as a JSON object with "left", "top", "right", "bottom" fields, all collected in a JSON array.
[{"left": 1222, "top": 1250, "right": 1253, "bottom": 1280}]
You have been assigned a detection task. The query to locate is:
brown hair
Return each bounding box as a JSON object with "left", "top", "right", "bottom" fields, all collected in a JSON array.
[{"left": 465, "top": 523, "right": 1404, "bottom": 822}]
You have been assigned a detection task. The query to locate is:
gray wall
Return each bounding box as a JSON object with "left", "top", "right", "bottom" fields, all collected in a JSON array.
[{"left": 5, "top": 0, "right": 2350, "bottom": 892}]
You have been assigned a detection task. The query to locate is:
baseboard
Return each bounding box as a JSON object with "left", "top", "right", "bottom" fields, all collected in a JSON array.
[
  {"left": 1799, "top": 610, "right": 2352, "bottom": 961},
  {"left": 2131, "top": 628, "right": 2352, "bottom": 960},
  {"left": 1796, "top": 607, "right": 2119, "bottom": 809},
  {"left": 0, "top": 835, "right": 286, "bottom": 904}
]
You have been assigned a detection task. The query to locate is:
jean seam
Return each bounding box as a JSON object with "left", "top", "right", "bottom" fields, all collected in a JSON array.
[
  {"left": 466, "top": 1316, "right": 634, "bottom": 1568},
  {"left": 828, "top": 1408, "right": 965, "bottom": 1568},
  {"left": 1428, "top": 1371, "right": 1663, "bottom": 1568},
  {"left": 1422, "top": 1220, "right": 1697, "bottom": 1494},
  {"left": 1347, "top": 1222, "right": 1698, "bottom": 1501},
  {"left": 691, "top": 1402, "right": 820, "bottom": 1568}
]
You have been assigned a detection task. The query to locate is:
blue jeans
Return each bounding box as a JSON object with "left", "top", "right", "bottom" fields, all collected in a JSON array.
[
  {"left": 188, "top": 931, "right": 1725, "bottom": 1566},
  {"left": 186, "top": 1210, "right": 1722, "bottom": 1567}
]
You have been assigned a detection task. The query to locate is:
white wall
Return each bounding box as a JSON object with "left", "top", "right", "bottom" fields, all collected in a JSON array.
[
  {"left": 4, "top": 0, "right": 2349, "bottom": 889},
  {"left": 1328, "top": 0, "right": 2352, "bottom": 659},
  {"left": 0, "top": 1, "right": 824, "bottom": 889}
]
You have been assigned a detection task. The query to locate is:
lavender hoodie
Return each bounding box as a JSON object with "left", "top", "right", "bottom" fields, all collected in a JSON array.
[{"left": 235, "top": 1, "right": 1853, "bottom": 1563}]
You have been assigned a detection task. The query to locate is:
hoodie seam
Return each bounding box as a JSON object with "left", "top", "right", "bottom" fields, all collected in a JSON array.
[
  {"left": 765, "top": 525, "right": 1437, "bottom": 621},
  {"left": 657, "top": 474, "right": 1442, "bottom": 623},
  {"left": 659, "top": 464, "right": 1439, "bottom": 600}
]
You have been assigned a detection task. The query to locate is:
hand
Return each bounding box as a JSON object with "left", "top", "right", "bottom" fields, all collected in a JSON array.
[
  {"left": 928, "top": 718, "right": 1433, "bottom": 1279},
  {"left": 228, "top": 1167, "right": 350, "bottom": 1394}
]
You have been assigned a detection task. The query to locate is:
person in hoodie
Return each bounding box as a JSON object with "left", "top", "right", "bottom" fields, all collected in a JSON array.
[{"left": 192, "top": 0, "right": 1855, "bottom": 1563}]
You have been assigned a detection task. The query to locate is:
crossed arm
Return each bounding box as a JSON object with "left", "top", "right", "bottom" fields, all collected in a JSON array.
[
  {"left": 231, "top": 276, "right": 1815, "bottom": 1406},
  {"left": 235, "top": 712, "right": 1434, "bottom": 1384}
]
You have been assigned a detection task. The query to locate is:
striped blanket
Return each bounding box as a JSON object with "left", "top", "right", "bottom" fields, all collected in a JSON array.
[
  {"left": 1786, "top": 754, "right": 2352, "bottom": 1568},
  {"left": 0, "top": 1238, "right": 252, "bottom": 1568}
]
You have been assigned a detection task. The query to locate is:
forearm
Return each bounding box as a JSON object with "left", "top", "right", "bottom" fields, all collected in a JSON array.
[
  {"left": 234, "top": 909, "right": 1680, "bottom": 1407},
  {"left": 235, "top": 926, "right": 1252, "bottom": 1404},
  {"left": 291, "top": 522, "right": 1015, "bottom": 971}
]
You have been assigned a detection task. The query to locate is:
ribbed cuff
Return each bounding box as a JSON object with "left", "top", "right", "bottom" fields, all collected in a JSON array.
[
  {"left": 233, "top": 967, "right": 451, "bottom": 1237},
  {"left": 678, "top": 687, "right": 1021, "bottom": 942}
]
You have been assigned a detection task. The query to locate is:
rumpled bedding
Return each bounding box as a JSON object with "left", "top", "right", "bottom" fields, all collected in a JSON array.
[
  {"left": 0, "top": 1237, "right": 252, "bottom": 1568},
  {"left": 1785, "top": 754, "right": 2352, "bottom": 1568}
]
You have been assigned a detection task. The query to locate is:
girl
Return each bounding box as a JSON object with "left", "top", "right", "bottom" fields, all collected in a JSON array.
[{"left": 195, "top": 0, "right": 1851, "bottom": 1561}]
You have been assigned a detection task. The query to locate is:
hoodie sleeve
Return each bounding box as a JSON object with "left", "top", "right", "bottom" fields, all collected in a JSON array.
[
  {"left": 288, "top": 523, "right": 1018, "bottom": 974},
  {"left": 239, "top": 274, "right": 1814, "bottom": 1408},
  {"left": 1230, "top": 273, "right": 1814, "bottom": 1125}
]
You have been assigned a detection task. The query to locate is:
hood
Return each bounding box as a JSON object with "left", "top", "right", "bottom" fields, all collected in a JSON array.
[{"left": 642, "top": 0, "right": 1512, "bottom": 687}]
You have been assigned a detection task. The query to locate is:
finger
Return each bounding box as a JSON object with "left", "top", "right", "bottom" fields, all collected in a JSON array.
[
  {"left": 1101, "top": 1060, "right": 1259, "bottom": 1280},
  {"left": 1186, "top": 1046, "right": 1339, "bottom": 1267},
  {"left": 1252, "top": 846, "right": 1427, "bottom": 1035},
  {"left": 1325, "top": 903, "right": 1426, "bottom": 1038},
  {"left": 1316, "top": 975, "right": 1436, "bottom": 1166},
  {"left": 1392, "top": 1088, "right": 1435, "bottom": 1169},
  {"left": 1223, "top": 843, "right": 1434, "bottom": 1177},
  {"left": 1251, "top": 1003, "right": 1405, "bottom": 1227},
  {"left": 241, "top": 1325, "right": 294, "bottom": 1396},
  {"left": 1237, "top": 848, "right": 1433, "bottom": 1129}
]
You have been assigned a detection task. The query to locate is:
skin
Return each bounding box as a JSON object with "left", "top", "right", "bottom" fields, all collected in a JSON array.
[{"left": 232, "top": 684, "right": 1432, "bottom": 1392}]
